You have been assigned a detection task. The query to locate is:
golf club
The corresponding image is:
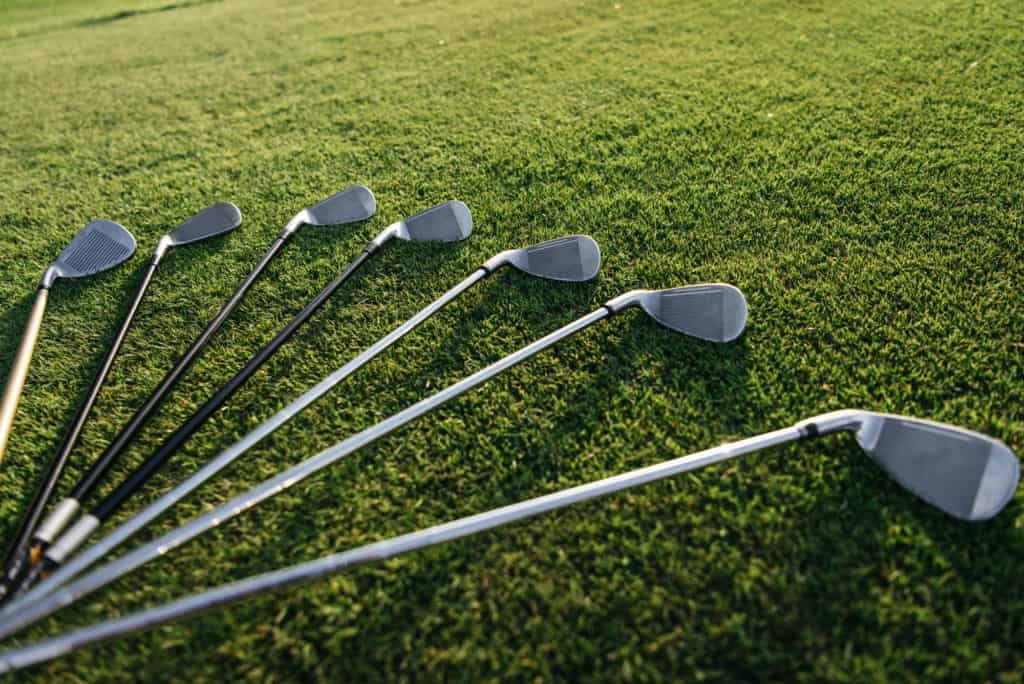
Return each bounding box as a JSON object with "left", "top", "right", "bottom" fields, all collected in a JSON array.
[
  {"left": 0, "top": 284, "right": 746, "bottom": 638},
  {"left": 17, "top": 186, "right": 375, "bottom": 581},
  {"left": 0, "top": 203, "right": 241, "bottom": 602},
  {"left": 0, "top": 409, "right": 1013, "bottom": 672},
  {"left": 0, "top": 220, "right": 136, "bottom": 464},
  {"left": 4, "top": 235, "right": 602, "bottom": 615},
  {"left": 12, "top": 200, "right": 470, "bottom": 597}
]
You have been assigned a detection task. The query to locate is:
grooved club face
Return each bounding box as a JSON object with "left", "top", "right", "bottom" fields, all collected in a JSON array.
[
  {"left": 50, "top": 220, "right": 136, "bottom": 281},
  {"left": 854, "top": 413, "right": 1019, "bottom": 521},
  {"left": 397, "top": 201, "right": 473, "bottom": 242},
  {"left": 168, "top": 202, "right": 242, "bottom": 246},
  {"left": 305, "top": 185, "right": 377, "bottom": 226},
  {"left": 638, "top": 284, "right": 747, "bottom": 341},
  {"left": 504, "top": 235, "right": 602, "bottom": 281}
]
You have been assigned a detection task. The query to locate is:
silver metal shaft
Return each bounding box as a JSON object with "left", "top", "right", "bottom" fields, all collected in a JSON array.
[
  {"left": 0, "top": 267, "right": 488, "bottom": 626},
  {"left": 0, "top": 423, "right": 804, "bottom": 673},
  {"left": 0, "top": 305, "right": 609, "bottom": 638}
]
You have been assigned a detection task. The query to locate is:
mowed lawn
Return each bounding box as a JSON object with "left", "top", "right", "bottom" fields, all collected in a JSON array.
[{"left": 0, "top": 0, "right": 1022, "bottom": 680}]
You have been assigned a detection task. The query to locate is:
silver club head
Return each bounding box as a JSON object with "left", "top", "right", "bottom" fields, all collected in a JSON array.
[
  {"left": 859, "top": 412, "right": 1019, "bottom": 521},
  {"left": 608, "top": 284, "right": 747, "bottom": 341},
  {"left": 167, "top": 202, "right": 242, "bottom": 247},
  {"left": 284, "top": 186, "right": 377, "bottom": 235},
  {"left": 800, "top": 410, "right": 1019, "bottom": 521},
  {"left": 483, "top": 235, "right": 602, "bottom": 282},
  {"left": 305, "top": 185, "right": 377, "bottom": 226},
  {"left": 41, "top": 220, "right": 136, "bottom": 288},
  {"left": 395, "top": 200, "right": 473, "bottom": 242}
]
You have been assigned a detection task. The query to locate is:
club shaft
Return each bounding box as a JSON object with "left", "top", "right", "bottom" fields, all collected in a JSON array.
[
  {"left": 67, "top": 235, "right": 290, "bottom": 504},
  {"left": 90, "top": 246, "right": 377, "bottom": 523},
  {"left": 5, "top": 268, "right": 489, "bottom": 614},
  {"left": 0, "top": 305, "right": 608, "bottom": 638},
  {"left": 0, "top": 287, "right": 48, "bottom": 463},
  {"left": 0, "top": 260, "right": 159, "bottom": 596},
  {"left": 0, "top": 424, "right": 803, "bottom": 673}
]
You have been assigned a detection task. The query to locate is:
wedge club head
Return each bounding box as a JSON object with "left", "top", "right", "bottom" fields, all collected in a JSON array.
[
  {"left": 153, "top": 202, "right": 242, "bottom": 259},
  {"left": 484, "top": 235, "right": 602, "bottom": 282},
  {"left": 304, "top": 185, "right": 377, "bottom": 226},
  {"left": 800, "top": 410, "right": 1020, "bottom": 521},
  {"left": 393, "top": 200, "right": 473, "bottom": 242},
  {"left": 607, "top": 284, "right": 748, "bottom": 342},
  {"left": 167, "top": 202, "right": 242, "bottom": 247},
  {"left": 41, "top": 221, "right": 136, "bottom": 288}
]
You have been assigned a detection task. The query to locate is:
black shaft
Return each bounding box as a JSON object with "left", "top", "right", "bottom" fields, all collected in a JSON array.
[
  {"left": 91, "top": 246, "right": 377, "bottom": 522},
  {"left": 67, "top": 236, "right": 290, "bottom": 505},
  {"left": 0, "top": 260, "right": 159, "bottom": 594}
]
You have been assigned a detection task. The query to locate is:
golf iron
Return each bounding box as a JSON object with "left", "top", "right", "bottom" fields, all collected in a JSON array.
[
  {"left": 0, "top": 220, "right": 136, "bottom": 465},
  {"left": 0, "top": 283, "right": 747, "bottom": 637},
  {"left": 13, "top": 200, "right": 470, "bottom": 597},
  {"left": 0, "top": 203, "right": 241, "bottom": 601},
  {"left": 3, "top": 235, "right": 603, "bottom": 617},
  {"left": 16, "top": 186, "right": 375, "bottom": 587},
  {"left": 0, "top": 409, "right": 1012, "bottom": 672}
]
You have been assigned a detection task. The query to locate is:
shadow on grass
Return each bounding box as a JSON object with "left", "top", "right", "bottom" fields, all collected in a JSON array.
[
  {"left": 789, "top": 452, "right": 1023, "bottom": 646},
  {"left": 0, "top": 0, "right": 222, "bottom": 42},
  {"left": 257, "top": 273, "right": 752, "bottom": 569},
  {"left": 77, "top": 0, "right": 222, "bottom": 28}
]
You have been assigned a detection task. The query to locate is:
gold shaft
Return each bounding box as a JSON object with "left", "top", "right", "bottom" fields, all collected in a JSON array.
[{"left": 0, "top": 288, "right": 49, "bottom": 463}]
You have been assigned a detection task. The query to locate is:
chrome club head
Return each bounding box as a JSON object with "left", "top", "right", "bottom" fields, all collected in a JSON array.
[
  {"left": 606, "top": 284, "right": 748, "bottom": 342},
  {"left": 858, "top": 412, "right": 1019, "bottom": 521},
  {"left": 154, "top": 202, "right": 242, "bottom": 259},
  {"left": 800, "top": 410, "right": 1019, "bottom": 521},
  {"left": 305, "top": 185, "right": 377, "bottom": 226},
  {"left": 284, "top": 185, "right": 377, "bottom": 234},
  {"left": 395, "top": 201, "right": 473, "bottom": 242},
  {"left": 484, "top": 235, "right": 602, "bottom": 282},
  {"left": 167, "top": 202, "right": 242, "bottom": 247},
  {"left": 41, "top": 220, "right": 136, "bottom": 288}
]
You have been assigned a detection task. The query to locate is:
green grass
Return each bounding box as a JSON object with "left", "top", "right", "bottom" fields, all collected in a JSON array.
[{"left": 0, "top": 0, "right": 1022, "bottom": 680}]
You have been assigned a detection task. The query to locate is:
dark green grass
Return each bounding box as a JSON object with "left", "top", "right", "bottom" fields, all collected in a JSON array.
[{"left": 0, "top": 0, "right": 1022, "bottom": 680}]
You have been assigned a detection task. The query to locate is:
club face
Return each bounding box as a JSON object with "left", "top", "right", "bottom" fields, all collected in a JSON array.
[
  {"left": 504, "top": 235, "right": 602, "bottom": 282},
  {"left": 305, "top": 185, "right": 377, "bottom": 226},
  {"left": 855, "top": 413, "right": 1019, "bottom": 521},
  {"left": 168, "top": 202, "right": 242, "bottom": 246},
  {"left": 50, "top": 220, "right": 136, "bottom": 280},
  {"left": 397, "top": 200, "right": 473, "bottom": 242},
  {"left": 637, "top": 284, "right": 747, "bottom": 341}
]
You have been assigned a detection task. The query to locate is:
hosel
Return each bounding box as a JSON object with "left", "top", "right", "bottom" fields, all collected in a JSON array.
[
  {"left": 602, "top": 289, "right": 651, "bottom": 314},
  {"left": 794, "top": 410, "right": 867, "bottom": 438}
]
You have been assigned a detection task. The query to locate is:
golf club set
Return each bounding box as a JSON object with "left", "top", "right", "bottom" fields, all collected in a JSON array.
[{"left": 0, "top": 184, "right": 1018, "bottom": 673}]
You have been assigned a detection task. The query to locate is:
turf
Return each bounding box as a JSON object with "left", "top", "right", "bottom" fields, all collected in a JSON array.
[{"left": 0, "top": 0, "right": 1022, "bottom": 680}]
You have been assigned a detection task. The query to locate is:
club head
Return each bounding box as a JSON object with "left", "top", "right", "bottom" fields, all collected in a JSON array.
[
  {"left": 609, "top": 284, "right": 747, "bottom": 341},
  {"left": 393, "top": 201, "right": 473, "bottom": 242},
  {"left": 851, "top": 412, "right": 1019, "bottom": 521},
  {"left": 305, "top": 185, "right": 377, "bottom": 227},
  {"left": 41, "top": 220, "right": 136, "bottom": 288},
  {"left": 483, "top": 235, "right": 602, "bottom": 282},
  {"left": 167, "top": 202, "right": 242, "bottom": 248}
]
